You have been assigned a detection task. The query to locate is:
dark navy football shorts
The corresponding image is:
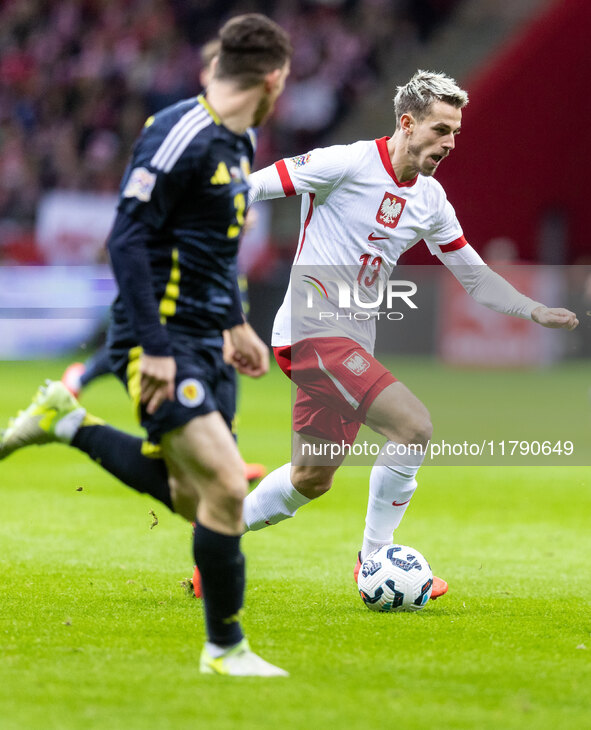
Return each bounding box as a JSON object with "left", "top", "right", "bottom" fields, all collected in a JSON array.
[{"left": 108, "top": 331, "right": 236, "bottom": 444}]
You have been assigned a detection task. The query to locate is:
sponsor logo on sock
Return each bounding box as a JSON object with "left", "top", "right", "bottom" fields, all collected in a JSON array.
[
  {"left": 222, "top": 608, "right": 244, "bottom": 624},
  {"left": 392, "top": 499, "right": 410, "bottom": 506}
]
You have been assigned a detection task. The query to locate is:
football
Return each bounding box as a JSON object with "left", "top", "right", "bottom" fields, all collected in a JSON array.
[{"left": 358, "top": 544, "right": 433, "bottom": 612}]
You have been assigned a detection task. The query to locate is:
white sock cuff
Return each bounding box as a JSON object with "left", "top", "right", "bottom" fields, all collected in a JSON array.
[
  {"left": 55, "top": 408, "right": 87, "bottom": 443},
  {"left": 278, "top": 464, "right": 311, "bottom": 509},
  {"left": 374, "top": 441, "right": 425, "bottom": 477},
  {"left": 243, "top": 463, "right": 310, "bottom": 532}
]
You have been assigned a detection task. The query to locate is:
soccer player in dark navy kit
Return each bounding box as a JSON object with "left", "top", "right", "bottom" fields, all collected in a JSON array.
[
  {"left": 59, "top": 36, "right": 267, "bottom": 485},
  {"left": 0, "top": 14, "right": 291, "bottom": 677}
]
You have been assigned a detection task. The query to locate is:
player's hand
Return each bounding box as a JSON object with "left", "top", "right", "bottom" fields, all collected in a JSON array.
[
  {"left": 243, "top": 206, "right": 258, "bottom": 234},
  {"left": 221, "top": 329, "right": 235, "bottom": 365},
  {"left": 531, "top": 306, "right": 579, "bottom": 331},
  {"left": 140, "top": 354, "right": 177, "bottom": 414},
  {"left": 227, "top": 322, "right": 269, "bottom": 377}
]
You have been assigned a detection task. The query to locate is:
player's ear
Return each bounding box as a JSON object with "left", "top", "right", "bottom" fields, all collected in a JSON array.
[
  {"left": 263, "top": 67, "right": 284, "bottom": 93},
  {"left": 400, "top": 113, "right": 415, "bottom": 134}
]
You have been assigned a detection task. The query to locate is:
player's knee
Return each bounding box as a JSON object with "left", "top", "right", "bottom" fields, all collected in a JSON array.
[
  {"left": 168, "top": 474, "right": 199, "bottom": 521},
  {"left": 217, "top": 469, "right": 249, "bottom": 510},
  {"left": 199, "top": 474, "right": 247, "bottom": 527},
  {"left": 411, "top": 414, "right": 433, "bottom": 446},
  {"left": 385, "top": 411, "right": 432, "bottom": 447},
  {"left": 291, "top": 465, "right": 334, "bottom": 499}
]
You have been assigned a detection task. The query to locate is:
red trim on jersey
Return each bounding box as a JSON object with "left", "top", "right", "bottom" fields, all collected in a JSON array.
[
  {"left": 294, "top": 193, "right": 316, "bottom": 262},
  {"left": 439, "top": 235, "right": 468, "bottom": 253},
  {"left": 275, "top": 159, "right": 296, "bottom": 197},
  {"left": 375, "top": 137, "right": 418, "bottom": 188}
]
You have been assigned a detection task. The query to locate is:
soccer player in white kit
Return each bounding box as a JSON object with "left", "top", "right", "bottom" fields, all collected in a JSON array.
[{"left": 240, "top": 70, "right": 578, "bottom": 598}]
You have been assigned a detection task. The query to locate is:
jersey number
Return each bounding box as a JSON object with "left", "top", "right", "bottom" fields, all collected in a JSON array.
[
  {"left": 358, "top": 253, "right": 382, "bottom": 287},
  {"left": 227, "top": 193, "right": 246, "bottom": 239}
]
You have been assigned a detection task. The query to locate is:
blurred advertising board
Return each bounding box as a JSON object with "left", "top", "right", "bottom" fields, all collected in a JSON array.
[
  {"left": 36, "top": 191, "right": 117, "bottom": 264},
  {"left": 437, "top": 265, "right": 566, "bottom": 366},
  {"left": 0, "top": 266, "right": 116, "bottom": 359}
]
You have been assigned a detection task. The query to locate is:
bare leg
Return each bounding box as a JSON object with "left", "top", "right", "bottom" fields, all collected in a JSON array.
[
  {"left": 161, "top": 411, "right": 247, "bottom": 532},
  {"left": 242, "top": 431, "right": 344, "bottom": 531},
  {"left": 365, "top": 381, "right": 432, "bottom": 447},
  {"left": 161, "top": 412, "right": 247, "bottom": 653}
]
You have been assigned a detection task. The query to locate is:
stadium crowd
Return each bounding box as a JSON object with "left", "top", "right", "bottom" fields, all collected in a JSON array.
[{"left": 0, "top": 0, "right": 461, "bottom": 262}]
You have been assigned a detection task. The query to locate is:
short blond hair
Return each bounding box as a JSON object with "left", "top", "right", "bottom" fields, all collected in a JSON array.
[{"left": 394, "top": 70, "right": 468, "bottom": 128}]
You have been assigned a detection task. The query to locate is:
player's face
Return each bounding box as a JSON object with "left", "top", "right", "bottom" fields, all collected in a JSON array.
[
  {"left": 253, "top": 62, "right": 290, "bottom": 126},
  {"left": 405, "top": 101, "right": 462, "bottom": 177}
]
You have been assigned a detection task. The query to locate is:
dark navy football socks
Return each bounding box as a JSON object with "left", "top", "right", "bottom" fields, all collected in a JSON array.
[
  {"left": 72, "top": 425, "right": 173, "bottom": 511},
  {"left": 193, "top": 522, "right": 245, "bottom": 647},
  {"left": 80, "top": 348, "right": 113, "bottom": 388}
]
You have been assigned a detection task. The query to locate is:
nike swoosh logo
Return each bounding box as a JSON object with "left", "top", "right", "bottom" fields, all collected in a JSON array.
[
  {"left": 392, "top": 499, "right": 410, "bottom": 506},
  {"left": 368, "top": 233, "right": 388, "bottom": 241}
]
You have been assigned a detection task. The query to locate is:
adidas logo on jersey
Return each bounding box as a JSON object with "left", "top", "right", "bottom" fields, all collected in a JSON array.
[{"left": 210, "top": 161, "right": 231, "bottom": 185}]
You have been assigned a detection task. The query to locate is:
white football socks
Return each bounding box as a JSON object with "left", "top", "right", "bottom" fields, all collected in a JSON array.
[
  {"left": 242, "top": 444, "right": 425, "bottom": 556},
  {"left": 360, "top": 442, "right": 425, "bottom": 561},
  {"left": 243, "top": 463, "right": 311, "bottom": 532}
]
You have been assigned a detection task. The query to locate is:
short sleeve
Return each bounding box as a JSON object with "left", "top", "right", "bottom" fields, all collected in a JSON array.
[{"left": 273, "top": 145, "right": 351, "bottom": 198}]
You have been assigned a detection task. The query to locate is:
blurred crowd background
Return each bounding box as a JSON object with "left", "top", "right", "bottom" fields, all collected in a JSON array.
[
  {"left": 0, "top": 0, "right": 461, "bottom": 262},
  {"left": 0, "top": 0, "right": 589, "bottom": 362}
]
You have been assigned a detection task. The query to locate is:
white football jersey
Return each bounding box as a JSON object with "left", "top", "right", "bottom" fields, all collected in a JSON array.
[{"left": 249, "top": 137, "right": 540, "bottom": 349}]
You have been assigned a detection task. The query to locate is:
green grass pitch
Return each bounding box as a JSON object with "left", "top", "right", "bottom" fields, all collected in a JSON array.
[{"left": 0, "top": 357, "right": 589, "bottom": 730}]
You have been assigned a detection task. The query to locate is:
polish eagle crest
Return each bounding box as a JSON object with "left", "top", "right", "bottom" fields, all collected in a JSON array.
[{"left": 376, "top": 192, "right": 406, "bottom": 229}]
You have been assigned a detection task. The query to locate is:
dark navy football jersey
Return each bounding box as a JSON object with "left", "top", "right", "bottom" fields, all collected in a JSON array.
[{"left": 109, "top": 94, "right": 255, "bottom": 349}]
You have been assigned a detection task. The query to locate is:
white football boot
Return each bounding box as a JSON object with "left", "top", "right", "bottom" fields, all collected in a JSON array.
[{"left": 200, "top": 638, "right": 288, "bottom": 677}]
